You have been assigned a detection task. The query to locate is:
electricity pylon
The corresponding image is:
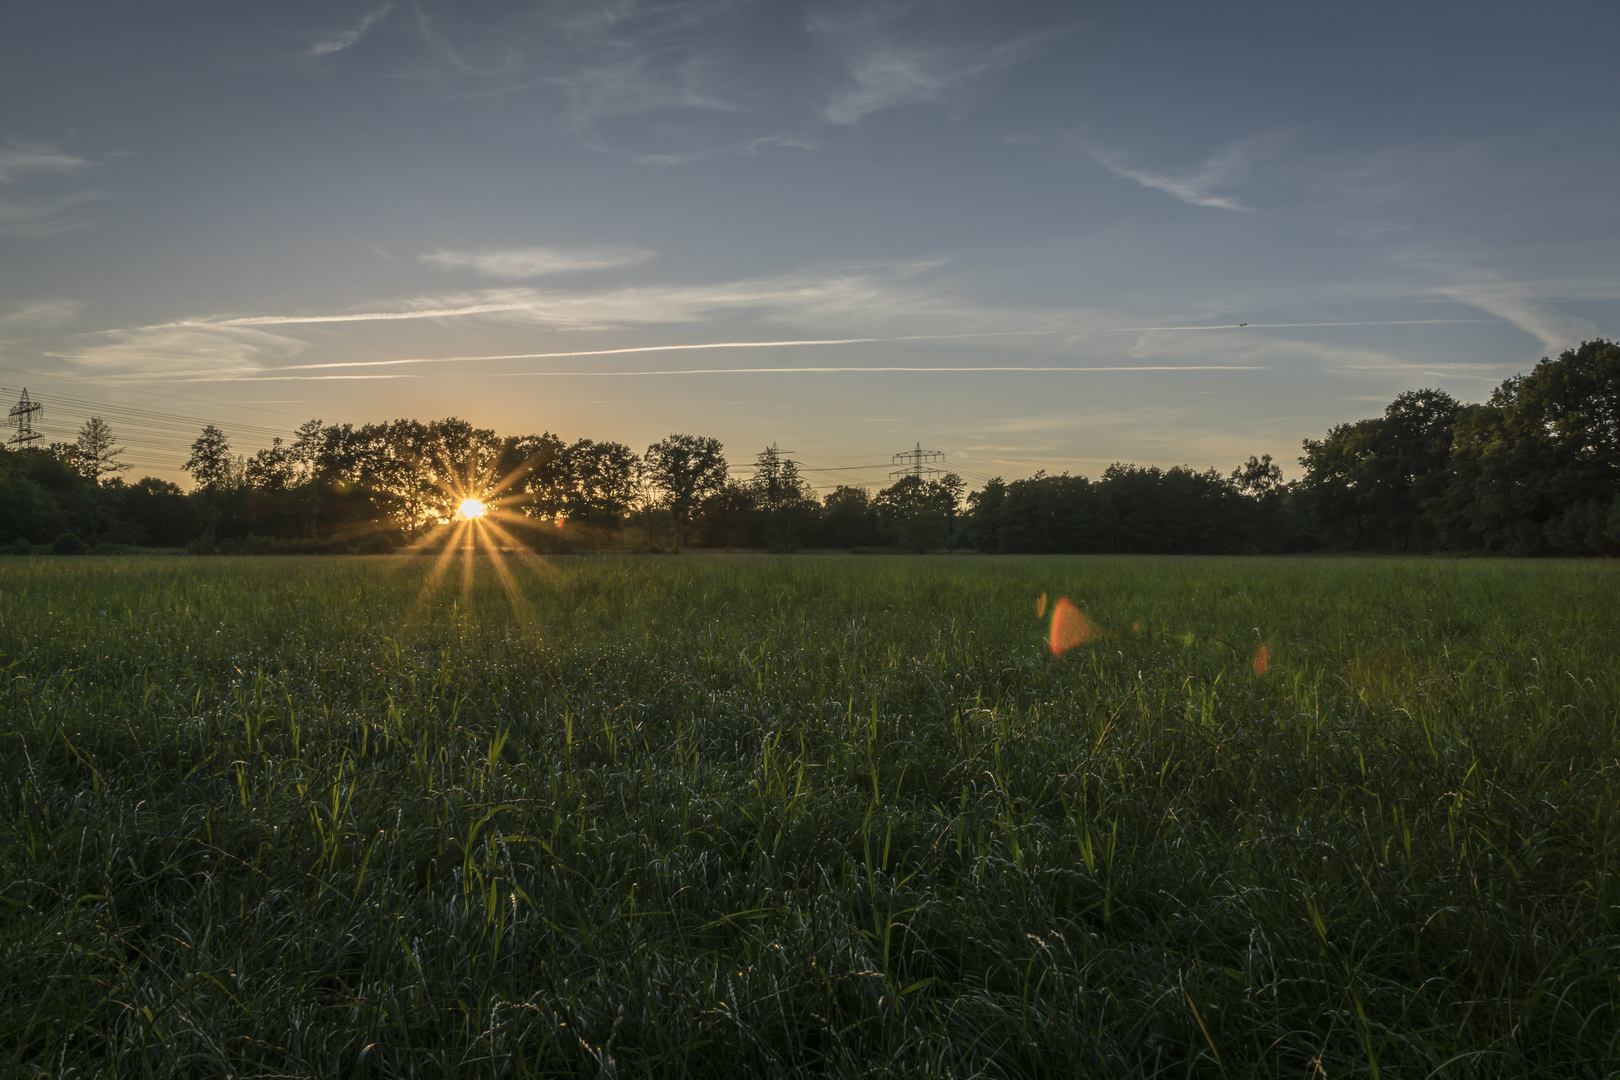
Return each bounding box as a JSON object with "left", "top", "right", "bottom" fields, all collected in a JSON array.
[
  {"left": 6, "top": 388, "right": 43, "bottom": 449},
  {"left": 890, "top": 442, "right": 944, "bottom": 481}
]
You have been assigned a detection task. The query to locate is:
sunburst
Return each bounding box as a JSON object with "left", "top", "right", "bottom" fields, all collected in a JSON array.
[{"left": 396, "top": 441, "right": 563, "bottom": 617}]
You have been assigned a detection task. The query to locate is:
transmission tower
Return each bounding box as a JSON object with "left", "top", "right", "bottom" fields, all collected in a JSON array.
[
  {"left": 6, "top": 388, "right": 43, "bottom": 450},
  {"left": 890, "top": 442, "right": 944, "bottom": 481}
]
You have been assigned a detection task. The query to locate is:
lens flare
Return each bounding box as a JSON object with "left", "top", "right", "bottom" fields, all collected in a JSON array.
[
  {"left": 1253, "top": 643, "right": 1271, "bottom": 676},
  {"left": 1049, "top": 597, "right": 1095, "bottom": 656},
  {"left": 1035, "top": 592, "right": 1047, "bottom": 618},
  {"left": 458, "top": 498, "right": 488, "bottom": 520}
]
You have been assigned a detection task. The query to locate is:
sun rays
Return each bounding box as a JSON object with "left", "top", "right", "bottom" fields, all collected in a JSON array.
[{"left": 394, "top": 443, "right": 565, "bottom": 619}]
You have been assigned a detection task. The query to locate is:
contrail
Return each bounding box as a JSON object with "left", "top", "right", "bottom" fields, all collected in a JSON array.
[
  {"left": 102, "top": 303, "right": 543, "bottom": 332},
  {"left": 1103, "top": 319, "right": 1494, "bottom": 331},
  {"left": 210, "top": 303, "right": 537, "bottom": 326},
  {"left": 255, "top": 332, "right": 1061, "bottom": 371},
  {"left": 160, "top": 365, "right": 1267, "bottom": 383}
]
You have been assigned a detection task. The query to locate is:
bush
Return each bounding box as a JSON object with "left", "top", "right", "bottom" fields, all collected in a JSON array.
[
  {"left": 0, "top": 476, "right": 66, "bottom": 544},
  {"left": 51, "top": 531, "right": 91, "bottom": 555}
]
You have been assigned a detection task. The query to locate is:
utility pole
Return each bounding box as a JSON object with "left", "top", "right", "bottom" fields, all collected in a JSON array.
[
  {"left": 6, "top": 389, "right": 43, "bottom": 450},
  {"left": 890, "top": 442, "right": 944, "bottom": 481},
  {"left": 761, "top": 443, "right": 800, "bottom": 552}
]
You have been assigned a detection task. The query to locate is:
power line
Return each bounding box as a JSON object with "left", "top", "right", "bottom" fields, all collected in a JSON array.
[
  {"left": 0, "top": 384, "right": 300, "bottom": 476},
  {"left": 0, "top": 365, "right": 317, "bottom": 424},
  {"left": 890, "top": 443, "right": 945, "bottom": 481},
  {"left": 6, "top": 389, "right": 44, "bottom": 449},
  {"left": 0, "top": 387, "right": 290, "bottom": 442}
]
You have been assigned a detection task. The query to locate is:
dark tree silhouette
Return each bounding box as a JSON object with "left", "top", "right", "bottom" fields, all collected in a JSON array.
[
  {"left": 75, "top": 417, "right": 130, "bottom": 485},
  {"left": 643, "top": 434, "right": 728, "bottom": 547}
]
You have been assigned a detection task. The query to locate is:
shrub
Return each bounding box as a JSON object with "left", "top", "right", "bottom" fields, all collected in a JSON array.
[{"left": 51, "top": 531, "right": 91, "bottom": 555}]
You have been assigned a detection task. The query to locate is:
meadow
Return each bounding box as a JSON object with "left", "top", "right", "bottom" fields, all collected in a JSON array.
[{"left": 2, "top": 552, "right": 1618, "bottom": 1078}]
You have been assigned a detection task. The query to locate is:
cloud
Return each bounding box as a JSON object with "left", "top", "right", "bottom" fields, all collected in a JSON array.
[
  {"left": 420, "top": 245, "right": 654, "bottom": 278},
  {"left": 1427, "top": 273, "right": 1598, "bottom": 353},
  {"left": 165, "top": 364, "right": 1266, "bottom": 384},
  {"left": 0, "top": 145, "right": 96, "bottom": 185},
  {"left": 79, "top": 260, "right": 1080, "bottom": 381},
  {"left": 47, "top": 323, "right": 311, "bottom": 377},
  {"left": 310, "top": 4, "right": 393, "bottom": 56},
  {"left": 404, "top": 0, "right": 762, "bottom": 162},
  {"left": 142, "top": 260, "right": 967, "bottom": 335},
  {"left": 824, "top": 34, "right": 1050, "bottom": 124},
  {"left": 392, "top": 3, "right": 1058, "bottom": 162},
  {"left": 228, "top": 331, "right": 1066, "bottom": 372},
  {"left": 1081, "top": 136, "right": 1282, "bottom": 212},
  {"left": 0, "top": 143, "right": 107, "bottom": 235},
  {"left": 0, "top": 298, "right": 83, "bottom": 331}
]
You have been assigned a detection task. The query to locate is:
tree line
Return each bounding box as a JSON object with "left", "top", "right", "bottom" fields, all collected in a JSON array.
[{"left": 3, "top": 338, "right": 1616, "bottom": 556}]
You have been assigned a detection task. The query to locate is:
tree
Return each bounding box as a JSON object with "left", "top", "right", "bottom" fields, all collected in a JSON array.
[
  {"left": 245, "top": 438, "right": 296, "bottom": 490},
  {"left": 510, "top": 432, "right": 570, "bottom": 521},
  {"left": 643, "top": 434, "right": 728, "bottom": 546},
  {"left": 560, "top": 440, "right": 641, "bottom": 532},
  {"left": 184, "top": 425, "right": 236, "bottom": 492},
  {"left": 289, "top": 419, "right": 325, "bottom": 485},
  {"left": 121, "top": 478, "right": 202, "bottom": 547},
  {"left": 1231, "top": 454, "right": 1283, "bottom": 497},
  {"left": 819, "top": 485, "right": 877, "bottom": 547},
  {"left": 873, "top": 473, "right": 962, "bottom": 552},
  {"left": 1434, "top": 339, "right": 1620, "bottom": 554},
  {"left": 184, "top": 424, "right": 241, "bottom": 549},
  {"left": 1299, "top": 389, "right": 1459, "bottom": 551},
  {"left": 75, "top": 417, "right": 130, "bottom": 484},
  {"left": 748, "top": 445, "right": 815, "bottom": 551}
]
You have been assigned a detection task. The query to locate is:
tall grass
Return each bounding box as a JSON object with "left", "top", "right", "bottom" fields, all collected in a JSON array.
[{"left": 2, "top": 554, "right": 1618, "bottom": 1077}]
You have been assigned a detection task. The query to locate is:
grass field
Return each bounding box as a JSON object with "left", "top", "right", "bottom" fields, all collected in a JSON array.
[{"left": 3, "top": 553, "right": 1618, "bottom": 1077}]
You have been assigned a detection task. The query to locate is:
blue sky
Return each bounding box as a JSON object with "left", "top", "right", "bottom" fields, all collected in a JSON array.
[{"left": 2, "top": 0, "right": 1615, "bottom": 487}]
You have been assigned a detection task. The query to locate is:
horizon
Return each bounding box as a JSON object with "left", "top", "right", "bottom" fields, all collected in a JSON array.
[{"left": 3, "top": 0, "right": 1616, "bottom": 489}]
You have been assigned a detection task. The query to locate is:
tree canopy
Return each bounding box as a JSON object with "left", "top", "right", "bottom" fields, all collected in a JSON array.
[{"left": 4, "top": 340, "right": 1617, "bottom": 556}]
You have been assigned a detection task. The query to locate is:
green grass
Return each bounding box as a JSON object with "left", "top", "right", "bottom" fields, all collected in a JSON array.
[{"left": 2, "top": 553, "right": 1618, "bottom": 1077}]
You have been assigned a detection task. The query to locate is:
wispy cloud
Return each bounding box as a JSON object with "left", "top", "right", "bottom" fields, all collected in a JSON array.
[
  {"left": 48, "top": 324, "right": 310, "bottom": 377},
  {"left": 1081, "top": 135, "right": 1281, "bottom": 212},
  {"left": 134, "top": 260, "right": 964, "bottom": 334},
  {"left": 0, "top": 145, "right": 96, "bottom": 185},
  {"left": 405, "top": 0, "right": 761, "bottom": 163},
  {"left": 58, "top": 261, "right": 974, "bottom": 377},
  {"left": 1426, "top": 271, "right": 1599, "bottom": 353},
  {"left": 310, "top": 4, "right": 393, "bottom": 56},
  {"left": 0, "top": 298, "right": 82, "bottom": 331},
  {"left": 164, "top": 302, "right": 537, "bottom": 328},
  {"left": 391, "top": 3, "right": 1059, "bottom": 162},
  {"left": 823, "top": 32, "right": 1053, "bottom": 124},
  {"left": 420, "top": 245, "right": 654, "bottom": 278},
  {"left": 163, "top": 364, "right": 1267, "bottom": 384},
  {"left": 0, "top": 143, "right": 108, "bottom": 235},
  {"left": 1100, "top": 319, "right": 1492, "bottom": 331},
  {"left": 224, "top": 331, "right": 1064, "bottom": 372}
]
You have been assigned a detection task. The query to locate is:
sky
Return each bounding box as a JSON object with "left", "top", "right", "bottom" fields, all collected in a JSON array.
[{"left": 2, "top": 0, "right": 1616, "bottom": 490}]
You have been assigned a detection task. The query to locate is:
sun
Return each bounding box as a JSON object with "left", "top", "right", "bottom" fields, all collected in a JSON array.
[{"left": 458, "top": 497, "right": 488, "bottom": 520}]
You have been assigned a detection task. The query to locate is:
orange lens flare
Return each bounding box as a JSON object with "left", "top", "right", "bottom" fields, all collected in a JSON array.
[
  {"left": 1035, "top": 592, "right": 1047, "bottom": 618},
  {"left": 1252, "top": 643, "right": 1271, "bottom": 676},
  {"left": 1049, "top": 597, "right": 1095, "bottom": 656}
]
